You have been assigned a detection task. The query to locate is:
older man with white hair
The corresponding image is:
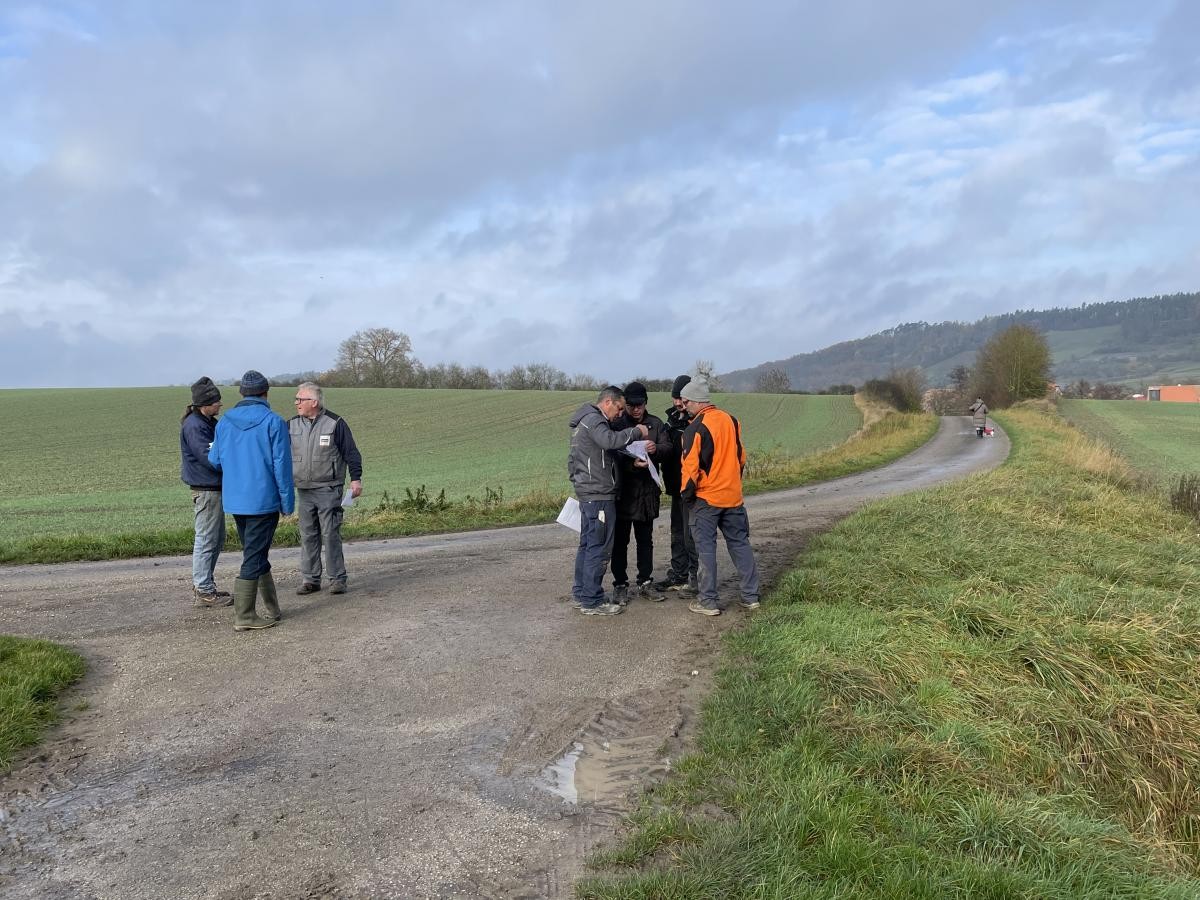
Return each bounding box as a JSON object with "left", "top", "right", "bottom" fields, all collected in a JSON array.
[{"left": 289, "top": 382, "right": 363, "bottom": 596}]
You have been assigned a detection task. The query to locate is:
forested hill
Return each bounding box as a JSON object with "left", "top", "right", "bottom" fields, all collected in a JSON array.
[{"left": 721, "top": 291, "right": 1200, "bottom": 392}]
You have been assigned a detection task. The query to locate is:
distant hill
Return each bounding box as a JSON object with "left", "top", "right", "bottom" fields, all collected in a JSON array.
[{"left": 721, "top": 292, "right": 1200, "bottom": 392}]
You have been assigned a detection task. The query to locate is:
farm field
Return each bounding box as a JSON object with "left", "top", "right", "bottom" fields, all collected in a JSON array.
[
  {"left": 0, "top": 387, "right": 860, "bottom": 553},
  {"left": 1059, "top": 399, "right": 1200, "bottom": 484}
]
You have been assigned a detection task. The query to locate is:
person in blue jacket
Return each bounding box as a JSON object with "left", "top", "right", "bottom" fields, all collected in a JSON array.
[
  {"left": 180, "top": 376, "right": 230, "bottom": 607},
  {"left": 208, "top": 369, "right": 295, "bottom": 632}
]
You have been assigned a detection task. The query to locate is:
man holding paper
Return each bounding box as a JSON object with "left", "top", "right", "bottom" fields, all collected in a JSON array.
[
  {"left": 610, "top": 381, "right": 671, "bottom": 604},
  {"left": 289, "top": 382, "right": 363, "bottom": 596},
  {"left": 567, "top": 385, "right": 649, "bottom": 615}
]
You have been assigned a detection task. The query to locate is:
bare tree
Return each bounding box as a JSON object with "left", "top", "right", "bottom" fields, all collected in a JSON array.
[
  {"left": 333, "top": 328, "right": 418, "bottom": 387},
  {"left": 754, "top": 368, "right": 791, "bottom": 393},
  {"left": 692, "top": 359, "right": 724, "bottom": 391}
]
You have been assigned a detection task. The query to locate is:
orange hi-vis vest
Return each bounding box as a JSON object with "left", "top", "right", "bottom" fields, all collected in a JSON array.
[{"left": 680, "top": 405, "right": 746, "bottom": 508}]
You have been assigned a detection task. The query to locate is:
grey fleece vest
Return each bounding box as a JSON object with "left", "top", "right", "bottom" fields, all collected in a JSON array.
[{"left": 289, "top": 412, "right": 346, "bottom": 489}]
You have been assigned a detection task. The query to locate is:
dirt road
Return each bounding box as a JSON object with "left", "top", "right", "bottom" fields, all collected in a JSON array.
[{"left": 0, "top": 417, "right": 1007, "bottom": 899}]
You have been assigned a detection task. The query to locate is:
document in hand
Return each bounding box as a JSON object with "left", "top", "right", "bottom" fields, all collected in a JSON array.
[
  {"left": 341, "top": 489, "right": 355, "bottom": 508},
  {"left": 621, "top": 440, "right": 665, "bottom": 492},
  {"left": 557, "top": 496, "right": 581, "bottom": 532}
]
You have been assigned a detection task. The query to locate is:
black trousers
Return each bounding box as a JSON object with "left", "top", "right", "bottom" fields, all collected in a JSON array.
[{"left": 611, "top": 516, "right": 654, "bottom": 586}]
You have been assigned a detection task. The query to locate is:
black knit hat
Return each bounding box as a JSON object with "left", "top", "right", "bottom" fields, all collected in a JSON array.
[
  {"left": 190, "top": 376, "right": 221, "bottom": 406},
  {"left": 623, "top": 381, "right": 648, "bottom": 405},
  {"left": 239, "top": 370, "right": 270, "bottom": 396},
  {"left": 670, "top": 374, "right": 692, "bottom": 399}
]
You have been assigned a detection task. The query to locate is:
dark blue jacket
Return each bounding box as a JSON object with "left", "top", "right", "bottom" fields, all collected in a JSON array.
[
  {"left": 208, "top": 397, "right": 295, "bottom": 515},
  {"left": 180, "top": 411, "right": 222, "bottom": 490}
]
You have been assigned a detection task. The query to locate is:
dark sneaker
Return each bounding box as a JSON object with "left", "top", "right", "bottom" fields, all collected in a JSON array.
[
  {"left": 637, "top": 579, "right": 666, "bottom": 602},
  {"left": 688, "top": 600, "right": 720, "bottom": 617},
  {"left": 612, "top": 584, "right": 631, "bottom": 606},
  {"left": 579, "top": 603, "right": 624, "bottom": 616},
  {"left": 329, "top": 582, "right": 347, "bottom": 595},
  {"left": 738, "top": 599, "right": 761, "bottom": 611},
  {"left": 194, "top": 590, "right": 233, "bottom": 608},
  {"left": 296, "top": 582, "right": 321, "bottom": 595},
  {"left": 653, "top": 573, "right": 687, "bottom": 591},
  {"left": 678, "top": 576, "right": 699, "bottom": 596}
]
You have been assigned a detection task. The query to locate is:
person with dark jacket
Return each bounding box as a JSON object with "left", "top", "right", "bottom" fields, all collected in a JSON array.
[
  {"left": 567, "top": 385, "right": 649, "bottom": 615},
  {"left": 289, "top": 382, "right": 363, "bottom": 595},
  {"left": 180, "top": 376, "right": 230, "bottom": 607},
  {"left": 610, "top": 381, "right": 672, "bottom": 604},
  {"left": 653, "top": 374, "right": 699, "bottom": 595},
  {"left": 679, "top": 378, "right": 761, "bottom": 616},
  {"left": 208, "top": 370, "right": 295, "bottom": 632}
]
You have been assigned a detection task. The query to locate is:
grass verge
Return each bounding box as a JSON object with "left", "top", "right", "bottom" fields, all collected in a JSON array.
[
  {"left": 0, "top": 636, "right": 86, "bottom": 772},
  {"left": 578, "top": 401, "right": 1200, "bottom": 898},
  {"left": 2, "top": 398, "right": 933, "bottom": 565}
]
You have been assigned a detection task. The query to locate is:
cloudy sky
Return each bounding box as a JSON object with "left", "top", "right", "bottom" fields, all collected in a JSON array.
[{"left": 1, "top": 1, "right": 1196, "bottom": 387}]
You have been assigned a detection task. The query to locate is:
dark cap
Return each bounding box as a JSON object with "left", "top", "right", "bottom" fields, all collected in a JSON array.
[
  {"left": 239, "top": 370, "right": 270, "bottom": 396},
  {"left": 670, "top": 374, "right": 692, "bottom": 399},
  {"left": 190, "top": 376, "right": 221, "bottom": 407},
  {"left": 623, "top": 381, "right": 648, "bottom": 405}
]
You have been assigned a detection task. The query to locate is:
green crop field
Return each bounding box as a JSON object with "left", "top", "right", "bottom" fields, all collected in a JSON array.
[
  {"left": 0, "top": 387, "right": 860, "bottom": 553},
  {"left": 1059, "top": 399, "right": 1200, "bottom": 484}
]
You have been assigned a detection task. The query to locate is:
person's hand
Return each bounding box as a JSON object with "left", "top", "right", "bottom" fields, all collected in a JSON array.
[
  {"left": 645, "top": 442, "right": 656, "bottom": 454},
  {"left": 350, "top": 480, "right": 363, "bottom": 498},
  {"left": 634, "top": 458, "right": 649, "bottom": 468},
  {"left": 636, "top": 424, "right": 649, "bottom": 438}
]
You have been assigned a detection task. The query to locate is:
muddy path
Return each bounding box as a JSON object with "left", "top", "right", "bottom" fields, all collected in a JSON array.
[{"left": 0, "top": 418, "right": 1007, "bottom": 899}]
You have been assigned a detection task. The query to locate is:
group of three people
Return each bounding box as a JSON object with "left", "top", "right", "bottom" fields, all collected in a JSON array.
[
  {"left": 179, "top": 371, "right": 363, "bottom": 631},
  {"left": 568, "top": 376, "right": 761, "bottom": 617}
]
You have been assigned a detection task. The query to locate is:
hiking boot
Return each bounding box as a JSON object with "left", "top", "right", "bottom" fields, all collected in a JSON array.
[
  {"left": 688, "top": 600, "right": 721, "bottom": 617},
  {"left": 233, "top": 577, "right": 277, "bottom": 631},
  {"left": 194, "top": 588, "right": 233, "bottom": 608},
  {"left": 738, "top": 599, "right": 761, "bottom": 611},
  {"left": 260, "top": 571, "right": 282, "bottom": 622},
  {"left": 579, "top": 603, "right": 624, "bottom": 616},
  {"left": 637, "top": 578, "right": 666, "bottom": 602},
  {"left": 612, "top": 584, "right": 631, "bottom": 606},
  {"left": 653, "top": 573, "right": 687, "bottom": 591},
  {"left": 329, "top": 582, "right": 347, "bottom": 595},
  {"left": 296, "top": 582, "right": 321, "bottom": 595}
]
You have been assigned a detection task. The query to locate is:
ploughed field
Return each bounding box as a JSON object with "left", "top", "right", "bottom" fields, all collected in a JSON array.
[
  {"left": 1, "top": 387, "right": 859, "bottom": 551},
  {"left": 1059, "top": 398, "right": 1200, "bottom": 484}
]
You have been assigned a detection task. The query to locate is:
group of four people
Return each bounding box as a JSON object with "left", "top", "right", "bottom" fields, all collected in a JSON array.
[
  {"left": 568, "top": 376, "right": 761, "bottom": 617},
  {"left": 179, "top": 370, "right": 363, "bottom": 631}
]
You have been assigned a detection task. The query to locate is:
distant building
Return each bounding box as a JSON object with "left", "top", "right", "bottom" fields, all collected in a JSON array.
[{"left": 1147, "top": 385, "right": 1200, "bottom": 402}]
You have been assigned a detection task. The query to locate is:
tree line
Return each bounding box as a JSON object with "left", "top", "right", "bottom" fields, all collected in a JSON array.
[{"left": 266, "top": 327, "right": 731, "bottom": 394}]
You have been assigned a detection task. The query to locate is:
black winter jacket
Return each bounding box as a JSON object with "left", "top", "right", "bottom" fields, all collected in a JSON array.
[
  {"left": 613, "top": 411, "right": 671, "bottom": 521},
  {"left": 659, "top": 405, "right": 690, "bottom": 496}
]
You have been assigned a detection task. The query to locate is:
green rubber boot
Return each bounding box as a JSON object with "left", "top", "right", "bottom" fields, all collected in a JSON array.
[
  {"left": 260, "top": 571, "right": 282, "bottom": 622},
  {"left": 233, "top": 577, "right": 276, "bottom": 632}
]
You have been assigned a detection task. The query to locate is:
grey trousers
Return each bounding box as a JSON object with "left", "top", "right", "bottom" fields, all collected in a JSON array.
[
  {"left": 297, "top": 485, "right": 347, "bottom": 586},
  {"left": 689, "top": 499, "right": 760, "bottom": 609}
]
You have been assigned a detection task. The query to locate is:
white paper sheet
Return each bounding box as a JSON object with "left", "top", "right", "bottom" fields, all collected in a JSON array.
[
  {"left": 341, "top": 489, "right": 355, "bottom": 508},
  {"left": 621, "top": 440, "right": 665, "bottom": 492},
  {"left": 556, "top": 496, "right": 581, "bottom": 532}
]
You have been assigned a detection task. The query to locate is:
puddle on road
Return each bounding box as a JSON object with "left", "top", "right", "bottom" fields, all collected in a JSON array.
[
  {"left": 540, "top": 737, "right": 671, "bottom": 809},
  {"left": 542, "top": 742, "right": 583, "bottom": 804}
]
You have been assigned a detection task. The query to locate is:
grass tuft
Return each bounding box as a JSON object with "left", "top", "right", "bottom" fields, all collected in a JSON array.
[{"left": 0, "top": 636, "right": 86, "bottom": 772}]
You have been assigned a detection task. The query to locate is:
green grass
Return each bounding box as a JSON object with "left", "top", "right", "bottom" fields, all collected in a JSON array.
[
  {"left": 578, "top": 402, "right": 1200, "bottom": 898},
  {"left": 1059, "top": 399, "right": 1200, "bottom": 485},
  {"left": 0, "top": 387, "right": 863, "bottom": 563},
  {"left": 0, "top": 636, "right": 86, "bottom": 772}
]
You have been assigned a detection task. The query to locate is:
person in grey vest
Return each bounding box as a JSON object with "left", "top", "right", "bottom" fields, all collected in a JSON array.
[{"left": 289, "top": 382, "right": 363, "bottom": 595}]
